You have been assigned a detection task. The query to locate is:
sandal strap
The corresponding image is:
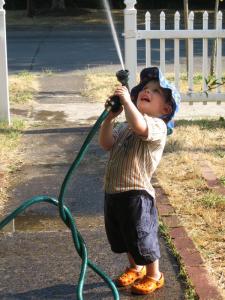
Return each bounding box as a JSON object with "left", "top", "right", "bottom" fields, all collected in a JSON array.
[
  {"left": 145, "top": 273, "right": 163, "bottom": 284},
  {"left": 119, "top": 267, "right": 142, "bottom": 279},
  {"left": 146, "top": 276, "right": 157, "bottom": 283},
  {"left": 127, "top": 267, "right": 145, "bottom": 275}
]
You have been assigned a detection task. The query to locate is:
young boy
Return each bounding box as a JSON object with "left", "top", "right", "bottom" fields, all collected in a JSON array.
[{"left": 99, "top": 67, "right": 180, "bottom": 295}]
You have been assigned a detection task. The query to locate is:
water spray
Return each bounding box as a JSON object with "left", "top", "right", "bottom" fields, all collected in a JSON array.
[
  {"left": 101, "top": 0, "right": 130, "bottom": 112},
  {"left": 102, "top": 0, "right": 125, "bottom": 70}
]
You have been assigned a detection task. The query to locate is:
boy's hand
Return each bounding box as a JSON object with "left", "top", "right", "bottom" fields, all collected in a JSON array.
[
  {"left": 105, "top": 98, "right": 123, "bottom": 121},
  {"left": 114, "top": 86, "right": 131, "bottom": 105}
]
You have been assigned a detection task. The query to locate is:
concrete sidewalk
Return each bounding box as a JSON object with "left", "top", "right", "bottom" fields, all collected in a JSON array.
[{"left": 0, "top": 71, "right": 188, "bottom": 299}]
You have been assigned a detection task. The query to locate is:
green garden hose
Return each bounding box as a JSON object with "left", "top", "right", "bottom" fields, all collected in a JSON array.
[{"left": 0, "top": 107, "right": 120, "bottom": 300}]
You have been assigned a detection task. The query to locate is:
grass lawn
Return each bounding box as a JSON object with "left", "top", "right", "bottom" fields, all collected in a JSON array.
[
  {"left": 157, "top": 119, "right": 225, "bottom": 298},
  {"left": 83, "top": 70, "right": 225, "bottom": 298},
  {"left": 6, "top": 9, "right": 124, "bottom": 27},
  {"left": 0, "top": 72, "right": 38, "bottom": 214},
  {"left": 6, "top": 9, "right": 217, "bottom": 28},
  {"left": 9, "top": 71, "right": 39, "bottom": 104},
  {"left": 0, "top": 120, "right": 25, "bottom": 213}
]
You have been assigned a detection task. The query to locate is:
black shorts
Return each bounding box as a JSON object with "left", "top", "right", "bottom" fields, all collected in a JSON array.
[{"left": 104, "top": 190, "right": 160, "bottom": 265}]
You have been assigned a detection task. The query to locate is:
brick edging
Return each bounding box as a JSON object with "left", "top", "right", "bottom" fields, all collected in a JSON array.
[
  {"left": 200, "top": 161, "right": 225, "bottom": 196},
  {"left": 155, "top": 182, "right": 223, "bottom": 300}
]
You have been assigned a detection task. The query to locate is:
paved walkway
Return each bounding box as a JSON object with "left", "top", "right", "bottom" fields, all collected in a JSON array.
[{"left": 0, "top": 71, "right": 188, "bottom": 299}]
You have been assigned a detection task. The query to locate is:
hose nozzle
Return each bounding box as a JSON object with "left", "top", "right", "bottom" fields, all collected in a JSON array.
[
  {"left": 116, "top": 69, "right": 130, "bottom": 89},
  {"left": 107, "top": 69, "right": 130, "bottom": 112}
]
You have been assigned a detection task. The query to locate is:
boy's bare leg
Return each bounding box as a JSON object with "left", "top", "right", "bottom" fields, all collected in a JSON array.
[
  {"left": 127, "top": 253, "right": 144, "bottom": 271},
  {"left": 128, "top": 253, "right": 161, "bottom": 278},
  {"left": 146, "top": 259, "right": 161, "bottom": 280}
]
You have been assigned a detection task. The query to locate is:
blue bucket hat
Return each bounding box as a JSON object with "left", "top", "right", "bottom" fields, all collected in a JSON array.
[{"left": 131, "top": 67, "right": 181, "bottom": 135}]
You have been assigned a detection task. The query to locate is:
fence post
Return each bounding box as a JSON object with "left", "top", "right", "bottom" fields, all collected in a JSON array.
[
  {"left": 216, "top": 11, "right": 222, "bottom": 94},
  {"left": 188, "top": 11, "right": 194, "bottom": 94},
  {"left": 160, "top": 11, "right": 166, "bottom": 74},
  {"left": 145, "top": 11, "right": 151, "bottom": 67},
  {"left": 124, "top": 0, "right": 137, "bottom": 89},
  {"left": 174, "top": 11, "right": 180, "bottom": 90},
  {"left": 202, "top": 11, "right": 208, "bottom": 93},
  {"left": 0, "top": 0, "right": 10, "bottom": 124}
]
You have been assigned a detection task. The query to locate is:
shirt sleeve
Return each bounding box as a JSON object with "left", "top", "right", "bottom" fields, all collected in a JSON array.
[{"left": 141, "top": 115, "right": 167, "bottom": 142}]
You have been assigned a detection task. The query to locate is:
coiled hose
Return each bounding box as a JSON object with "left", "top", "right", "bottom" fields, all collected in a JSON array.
[{"left": 0, "top": 107, "right": 120, "bottom": 300}]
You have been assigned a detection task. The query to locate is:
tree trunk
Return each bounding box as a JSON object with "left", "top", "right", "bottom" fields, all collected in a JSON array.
[
  {"left": 210, "top": 0, "right": 220, "bottom": 76},
  {"left": 27, "top": 0, "right": 34, "bottom": 17},
  {"left": 183, "top": 0, "right": 189, "bottom": 74},
  {"left": 8, "top": 0, "right": 17, "bottom": 10},
  {"left": 66, "top": 0, "right": 78, "bottom": 8},
  {"left": 51, "top": 0, "right": 66, "bottom": 10}
]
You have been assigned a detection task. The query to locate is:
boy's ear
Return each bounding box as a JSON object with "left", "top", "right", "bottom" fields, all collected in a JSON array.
[{"left": 163, "top": 104, "right": 172, "bottom": 115}]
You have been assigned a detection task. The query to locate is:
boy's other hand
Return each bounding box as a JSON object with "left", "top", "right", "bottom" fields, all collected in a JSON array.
[
  {"left": 105, "top": 98, "right": 123, "bottom": 120},
  {"left": 114, "top": 86, "right": 131, "bottom": 105}
]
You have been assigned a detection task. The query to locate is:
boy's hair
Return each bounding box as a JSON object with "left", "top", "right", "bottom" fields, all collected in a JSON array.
[{"left": 131, "top": 67, "right": 177, "bottom": 123}]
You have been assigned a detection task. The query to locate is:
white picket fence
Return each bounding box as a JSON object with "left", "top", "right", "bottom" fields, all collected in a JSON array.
[
  {"left": 124, "top": 0, "right": 225, "bottom": 103},
  {"left": 0, "top": 0, "right": 10, "bottom": 123}
]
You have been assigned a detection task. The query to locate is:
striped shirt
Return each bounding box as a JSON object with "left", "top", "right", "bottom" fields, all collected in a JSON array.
[{"left": 104, "top": 115, "right": 167, "bottom": 198}]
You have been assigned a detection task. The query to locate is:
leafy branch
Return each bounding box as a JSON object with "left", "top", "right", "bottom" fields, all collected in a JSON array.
[{"left": 203, "top": 75, "right": 225, "bottom": 96}]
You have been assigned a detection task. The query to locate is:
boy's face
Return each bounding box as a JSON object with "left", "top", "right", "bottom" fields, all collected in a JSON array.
[{"left": 136, "top": 81, "right": 171, "bottom": 117}]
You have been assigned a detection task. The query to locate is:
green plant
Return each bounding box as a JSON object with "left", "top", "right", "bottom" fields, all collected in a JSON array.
[
  {"left": 214, "top": 150, "right": 225, "bottom": 158},
  {"left": 17, "top": 70, "right": 33, "bottom": 79},
  {"left": 220, "top": 176, "right": 225, "bottom": 186},
  {"left": 9, "top": 72, "right": 37, "bottom": 104},
  {"left": 204, "top": 75, "right": 225, "bottom": 96},
  {"left": 198, "top": 192, "right": 225, "bottom": 209},
  {"left": 193, "top": 74, "right": 202, "bottom": 84},
  {"left": 42, "top": 68, "right": 54, "bottom": 76},
  {"left": 159, "top": 221, "right": 198, "bottom": 300}
]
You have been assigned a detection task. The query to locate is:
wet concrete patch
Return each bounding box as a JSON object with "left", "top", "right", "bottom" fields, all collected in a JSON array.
[
  {"left": 15, "top": 215, "right": 67, "bottom": 232},
  {"left": 3, "top": 127, "right": 107, "bottom": 218},
  {"left": 13, "top": 215, "right": 104, "bottom": 233},
  {"left": 10, "top": 108, "right": 30, "bottom": 117},
  {"left": 33, "top": 110, "right": 67, "bottom": 122},
  {"left": 29, "top": 99, "right": 106, "bottom": 126},
  {"left": 21, "top": 127, "right": 93, "bottom": 164},
  {"left": 87, "top": 116, "right": 101, "bottom": 122},
  {"left": 5, "top": 160, "right": 105, "bottom": 217}
]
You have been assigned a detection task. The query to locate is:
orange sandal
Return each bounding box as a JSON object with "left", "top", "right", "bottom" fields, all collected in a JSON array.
[
  {"left": 131, "top": 273, "right": 164, "bottom": 295},
  {"left": 116, "top": 267, "right": 146, "bottom": 287}
]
